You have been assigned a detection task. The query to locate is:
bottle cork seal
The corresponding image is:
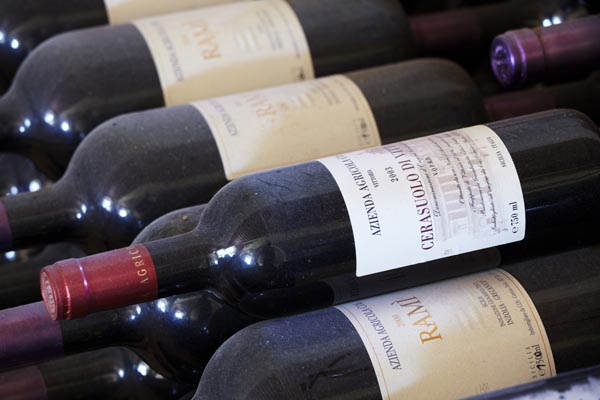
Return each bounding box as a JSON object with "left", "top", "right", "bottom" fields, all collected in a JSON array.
[
  {"left": 491, "top": 28, "right": 545, "bottom": 87},
  {"left": 40, "top": 246, "right": 158, "bottom": 320}
]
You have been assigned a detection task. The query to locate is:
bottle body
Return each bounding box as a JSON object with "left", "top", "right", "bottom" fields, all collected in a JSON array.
[
  {"left": 464, "top": 365, "right": 600, "bottom": 400},
  {"left": 195, "top": 244, "right": 600, "bottom": 399}
]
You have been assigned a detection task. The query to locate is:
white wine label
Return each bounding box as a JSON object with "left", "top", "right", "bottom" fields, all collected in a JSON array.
[
  {"left": 134, "top": 0, "right": 314, "bottom": 106},
  {"left": 104, "top": 0, "right": 240, "bottom": 25},
  {"left": 319, "top": 125, "right": 525, "bottom": 277},
  {"left": 336, "top": 269, "right": 555, "bottom": 399},
  {"left": 193, "top": 75, "right": 380, "bottom": 180}
]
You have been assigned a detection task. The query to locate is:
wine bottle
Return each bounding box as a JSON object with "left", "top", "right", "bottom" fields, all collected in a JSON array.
[
  {"left": 491, "top": 15, "right": 600, "bottom": 87},
  {"left": 0, "top": 347, "right": 194, "bottom": 400},
  {"left": 484, "top": 72, "right": 600, "bottom": 124},
  {"left": 0, "top": 210, "right": 501, "bottom": 382},
  {"left": 40, "top": 109, "right": 600, "bottom": 320},
  {"left": 409, "top": 0, "right": 548, "bottom": 63},
  {"left": 0, "top": 0, "right": 413, "bottom": 178},
  {"left": 195, "top": 244, "right": 600, "bottom": 400},
  {"left": 0, "top": 59, "right": 489, "bottom": 253},
  {"left": 0, "top": 0, "right": 248, "bottom": 90},
  {"left": 0, "top": 243, "right": 86, "bottom": 310},
  {"left": 465, "top": 365, "right": 600, "bottom": 400}
]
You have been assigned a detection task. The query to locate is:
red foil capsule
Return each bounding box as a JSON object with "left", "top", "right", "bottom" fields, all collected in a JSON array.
[{"left": 40, "top": 244, "right": 158, "bottom": 320}]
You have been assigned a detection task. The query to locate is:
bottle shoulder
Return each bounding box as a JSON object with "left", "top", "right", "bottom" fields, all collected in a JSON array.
[{"left": 197, "top": 307, "right": 375, "bottom": 400}]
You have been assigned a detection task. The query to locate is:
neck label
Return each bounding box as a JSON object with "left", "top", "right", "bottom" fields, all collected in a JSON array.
[
  {"left": 134, "top": 0, "right": 313, "bottom": 106},
  {"left": 319, "top": 125, "right": 525, "bottom": 277},
  {"left": 336, "top": 269, "right": 555, "bottom": 399},
  {"left": 193, "top": 75, "right": 380, "bottom": 180},
  {"left": 104, "top": 0, "right": 240, "bottom": 24}
]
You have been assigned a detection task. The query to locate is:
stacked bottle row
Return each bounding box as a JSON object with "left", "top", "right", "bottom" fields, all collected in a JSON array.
[{"left": 0, "top": 0, "right": 598, "bottom": 399}]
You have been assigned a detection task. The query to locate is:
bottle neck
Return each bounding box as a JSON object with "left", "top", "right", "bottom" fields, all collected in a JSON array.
[
  {"left": 147, "top": 232, "right": 215, "bottom": 298},
  {"left": 0, "top": 86, "right": 83, "bottom": 179},
  {"left": 0, "top": 302, "right": 63, "bottom": 371},
  {"left": 0, "top": 243, "right": 87, "bottom": 310},
  {"left": 0, "top": 89, "right": 31, "bottom": 153},
  {"left": 491, "top": 16, "right": 600, "bottom": 87},
  {"left": 0, "top": 348, "right": 192, "bottom": 400},
  {"left": 59, "top": 306, "right": 137, "bottom": 356},
  {"left": 0, "top": 181, "right": 82, "bottom": 251},
  {"left": 483, "top": 76, "right": 597, "bottom": 123},
  {"left": 0, "top": 366, "right": 48, "bottom": 400},
  {"left": 41, "top": 233, "right": 214, "bottom": 320}
]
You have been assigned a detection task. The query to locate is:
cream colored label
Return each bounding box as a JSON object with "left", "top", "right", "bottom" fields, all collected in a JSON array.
[
  {"left": 319, "top": 126, "right": 526, "bottom": 277},
  {"left": 336, "top": 269, "right": 555, "bottom": 399},
  {"left": 134, "top": 0, "right": 314, "bottom": 106},
  {"left": 193, "top": 75, "right": 380, "bottom": 180},
  {"left": 104, "top": 0, "right": 240, "bottom": 24}
]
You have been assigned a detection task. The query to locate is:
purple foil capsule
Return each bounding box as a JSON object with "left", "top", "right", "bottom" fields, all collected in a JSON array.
[{"left": 491, "top": 15, "right": 600, "bottom": 87}]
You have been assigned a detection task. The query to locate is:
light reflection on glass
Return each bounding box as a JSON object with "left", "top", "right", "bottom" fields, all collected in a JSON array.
[
  {"left": 101, "top": 197, "right": 112, "bottom": 212},
  {"left": 157, "top": 299, "right": 168, "bottom": 313},
  {"left": 136, "top": 362, "right": 149, "bottom": 377},
  {"left": 243, "top": 254, "right": 253, "bottom": 266},
  {"left": 44, "top": 112, "right": 55, "bottom": 125},
  {"left": 29, "top": 180, "right": 41, "bottom": 192},
  {"left": 216, "top": 246, "right": 236, "bottom": 259}
]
